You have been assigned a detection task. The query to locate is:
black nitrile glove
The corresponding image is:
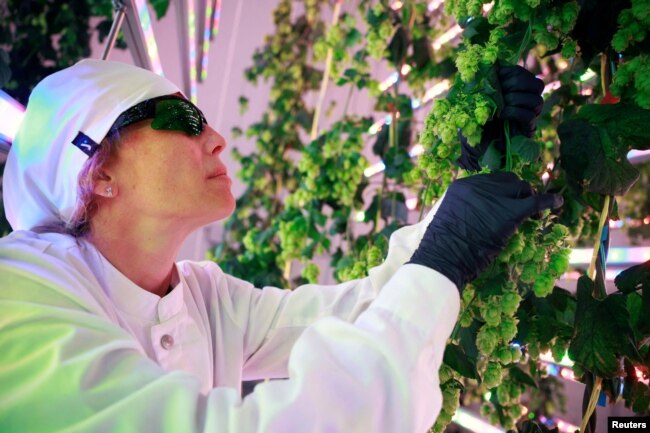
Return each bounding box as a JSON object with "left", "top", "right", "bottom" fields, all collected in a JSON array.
[
  {"left": 409, "top": 172, "right": 563, "bottom": 290},
  {"left": 458, "top": 65, "right": 545, "bottom": 171}
]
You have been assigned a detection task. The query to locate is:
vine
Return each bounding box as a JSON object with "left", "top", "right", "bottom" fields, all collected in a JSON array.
[{"left": 220, "top": 0, "right": 650, "bottom": 431}]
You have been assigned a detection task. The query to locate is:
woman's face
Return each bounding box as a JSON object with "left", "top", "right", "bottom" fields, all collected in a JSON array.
[{"left": 105, "top": 121, "right": 235, "bottom": 230}]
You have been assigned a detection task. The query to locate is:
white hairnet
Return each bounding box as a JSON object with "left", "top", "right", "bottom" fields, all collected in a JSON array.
[{"left": 3, "top": 59, "right": 181, "bottom": 231}]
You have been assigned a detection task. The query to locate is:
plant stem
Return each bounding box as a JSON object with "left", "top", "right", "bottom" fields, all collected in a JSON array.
[
  {"left": 418, "top": 178, "right": 432, "bottom": 222},
  {"left": 503, "top": 21, "right": 532, "bottom": 172},
  {"left": 504, "top": 120, "right": 512, "bottom": 171},
  {"left": 450, "top": 294, "right": 477, "bottom": 341},
  {"left": 310, "top": 0, "right": 343, "bottom": 141},
  {"left": 284, "top": 0, "right": 342, "bottom": 286},
  {"left": 389, "top": 89, "right": 398, "bottom": 220},
  {"left": 600, "top": 51, "right": 609, "bottom": 96},
  {"left": 580, "top": 376, "right": 603, "bottom": 433},
  {"left": 342, "top": 85, "right": 355, "bottom": 117},
  {"left": 512, "top": 22, "right": 532, "bottom": 65},
  {"left": 587, "top": 195, "right": 610, "bottom": 286}
]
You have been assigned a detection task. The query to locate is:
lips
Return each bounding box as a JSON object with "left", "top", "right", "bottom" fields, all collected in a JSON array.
[{"left": 208, "top": 167, "right": 229, "bottom": 179}]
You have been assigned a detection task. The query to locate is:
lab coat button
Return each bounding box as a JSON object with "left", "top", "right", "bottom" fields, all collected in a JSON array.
[{"left": 160, "top": 334, "right": 174, "bottom": 350}]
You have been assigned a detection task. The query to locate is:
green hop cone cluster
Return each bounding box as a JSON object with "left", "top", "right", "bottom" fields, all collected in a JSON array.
[
  {"left": 366, "top": 6, "right": 393, "bottom": 60},
  {"left": 277, "top": 218, "right": 307, "bottom": 262},
  {"left": 483, "top": 361, "right": 504, "bottom": 388},
  {"left": 301, "top": 262, "right": 320, "bottom": 284},
  {"left": 422, "top": 90, "right": 493, "bottom": 149},
  {"left": 611, "top": 1, "right": 650, "bottom": 53},
  {"left": 431, "top": 381, "right": 462, "bottom": 433},
  {"left": 611, "top": 54, "right": 650, "bottom": 109}
]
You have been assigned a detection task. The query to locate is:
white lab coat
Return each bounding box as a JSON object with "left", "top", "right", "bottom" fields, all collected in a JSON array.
[{"left": 0, "top": 205, "right": 459, "bottom": 433}]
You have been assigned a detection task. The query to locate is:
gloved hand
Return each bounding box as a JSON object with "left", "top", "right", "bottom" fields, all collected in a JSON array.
[
  {"left": 458, "top": 65, "right": 545, "bottom": 171},
  {"left": 409, "top": 172, "right": 563, "bottom": 290}
]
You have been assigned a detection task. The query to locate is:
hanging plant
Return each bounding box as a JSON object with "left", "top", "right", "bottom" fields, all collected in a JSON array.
[{"left": 218, "top": 0, "right": 649, "bottom": 431}]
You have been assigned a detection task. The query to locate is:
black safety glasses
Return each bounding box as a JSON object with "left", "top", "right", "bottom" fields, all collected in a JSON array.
[
  {"left": 72, "top": 95, "right": 208, "bottom": 157},
  {"left": 107, "top": 95, "right": 207, "bottom": 137}
]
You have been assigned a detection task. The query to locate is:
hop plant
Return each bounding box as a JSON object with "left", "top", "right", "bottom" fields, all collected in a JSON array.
[
  {"left": 477, "top": 326, "right": 500, "bottom": 354},
  {"left": 483, "top": 361, "right": 504, "bottom": 388}
]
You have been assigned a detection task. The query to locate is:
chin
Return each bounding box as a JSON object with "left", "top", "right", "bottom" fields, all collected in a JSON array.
[{"left": 209, "top": 198, "right": 236, "bottom": 222}]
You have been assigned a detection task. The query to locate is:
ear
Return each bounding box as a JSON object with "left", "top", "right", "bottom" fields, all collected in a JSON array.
[{"left": 93, "top": 169, "right": 118, "bottom": 198}]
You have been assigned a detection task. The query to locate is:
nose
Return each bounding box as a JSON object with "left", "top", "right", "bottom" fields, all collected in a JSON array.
[{"left": 205, "top": 126, "right": 226, "bottom": 155}]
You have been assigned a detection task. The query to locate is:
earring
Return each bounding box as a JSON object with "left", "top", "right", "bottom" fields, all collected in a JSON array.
[{"left": 105, "top": 186, "right": 113, "bottom": 197}]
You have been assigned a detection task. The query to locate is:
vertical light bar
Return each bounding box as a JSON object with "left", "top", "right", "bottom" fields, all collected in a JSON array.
[
  {"left": 197, "top": 0, "right": 221, "bottom": 82},
  {"left": 188, "top": 0, "right": 198, "bottom": 102},
  {"left": 122, "top": 0, "right": 164, "bottom": 76},
  {"left": 209, "top": 0, "right": 221, "bottom": 41},
  {"left": 175, "top": 0, "right": 197, "bottom": 102},
  {"left": 0, "top": 90, "right": 26, "bottom": 146},
  {"left": 196, "top": 0, "right": 208, "bottom": 82},
  {"left": 134, "top": 0, "right": 163, "bottom": 75}
]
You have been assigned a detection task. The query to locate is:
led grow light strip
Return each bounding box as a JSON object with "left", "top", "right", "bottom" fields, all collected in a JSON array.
[
  {"left": 452, "top": 408, "right": 505, "bottom": 433},
  {"left": 629, "top": 149, "right": 650, "bottom": 163},
  {"left": 0, "top": 90, "right": 25, "bottom": 145},
  {"left": 197, "top": 0, "right": 221, "bottom": 82},
  {"left": 135, "top": 0, "right": 163, "bottom": 75},
  {"left": 433, "top": 25, "right": 463, "bottom": 50},
  {"left": 188, "top": 0, "right": 198, "bottom": 102},
  {"left": 540, "top": 350, "right": 574, "bottom": 367},
  {"left": 122, "top": 0, "right": 163, "bottom": 76},
  {"left": 570, "top": 247, "right": 650, "bottom": 265}
]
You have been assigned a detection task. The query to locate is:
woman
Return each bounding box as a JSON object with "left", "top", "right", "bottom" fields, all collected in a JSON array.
[{"left": 0, "top": 59, "right": 557, "bottom": 432}]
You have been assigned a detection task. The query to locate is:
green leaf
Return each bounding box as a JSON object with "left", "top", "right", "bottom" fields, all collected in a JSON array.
[
  {"left": 517, "top": 420, "right": 559, "bottom": 433},
  {"left": 380, "top": 194, "right": 408, "bottom": 224},
  {"left": 568, "top": 276, "right": 641, "bottom": 377},
  {"left": 443, "top": 343, "right": 478, "bottom": 379},
  {"left": 511, "top": 135, "right": 541, "bottom": 163},
  {"left": 460, "top": 16, "right": 493, "bottom": 45},
  {"left": 382, "top": 146, "right": 414, "bottom": 179},
  {"left": 559, "top": 104, "right": 650, "bottom": 196},
  {"left": 508, "top": 366, "right": 537, "bottom": 388},
  {"left": 412, "top": 36, "right": 432, "bottom": 69},
  {"left": 479, "top": 142, "right": 502, "bottom": 170},
  {"left": 615, "top": 260, "right": 650, "bottom": 294},
  {"left": 622, "top": 358, "right": 650, "bottom": 413},
  {"left": 148, "top": 0, "right": 171, "bottom": 20},
  {"left": 345, "top": 28, "right": 362, "bottom": 47},
  {"left": 0, "top": 49, "right": 10, "bottom": 88},
  {"left": 387, "top": 26, "right": 408, "bottom": 66},
  {"left": 239, "top": 96, "right": 249, "bottom": 115}
]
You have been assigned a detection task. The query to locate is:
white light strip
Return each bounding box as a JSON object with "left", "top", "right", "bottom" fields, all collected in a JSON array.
[
  {"left": 540, "top": 350, "right": 574, "bottom": 367},
  {"left": 0, "top": 90, "right": 25, "bottom": 144},
  {"left": 543, "top": 80, "right": 561, "bottom": 95},
  {"left": 406, "top": 197, "right": 418, "bottom": 210},
  {"left": 188, "top": 0, "right": 198, "bottom": 102},
  {"left": 363, "top": 161, "right": 386, "bottom": 178},
  {"left": 134, "top": 0, "right": 163, "bottom": 75},
  {"left": 432, "top": 25, "right": 462, "bottom": 50},
  {"left": 452, "top": 408, "right": 505, "bottom": 433},
  {"left": 570, "top": 247, "right": 650, "bottom": 265},
  {"left": 562, "top": 269, "right": 625, "bottom": 281},
  {"left": 428, "top": 0, "right": 444, "bottom": 11},
  {"left": 629, "top": 149, "right": 650, "bottom": 163},
  {"left": 122, "top": 0, "right": 164, "bottom": 76},
  {"left": 556, "top": 419, "right": 581, "bottom": 433},
  {"left": 422, "top": 79, "right": 451, "bottom": 103},
  {"left": 580, "top": 68, "right": 596, "bottom": 82},
  {"left": 379, "top": 72, "right": 399, "bottom": 92}
]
